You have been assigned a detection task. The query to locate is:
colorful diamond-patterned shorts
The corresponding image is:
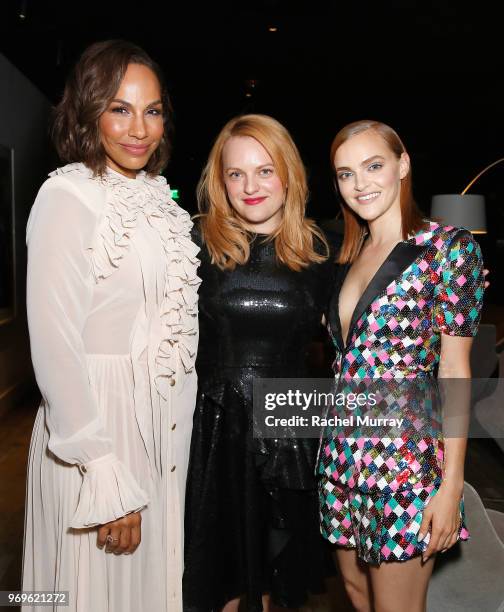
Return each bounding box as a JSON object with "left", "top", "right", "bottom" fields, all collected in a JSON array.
[{"left": 319, "top": 477, "right": 469, "bottom": 565}]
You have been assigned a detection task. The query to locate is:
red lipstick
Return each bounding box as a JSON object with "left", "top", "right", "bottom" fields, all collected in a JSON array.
[{"left": 243, "top": 197, "right": 266, "bottom": 206}]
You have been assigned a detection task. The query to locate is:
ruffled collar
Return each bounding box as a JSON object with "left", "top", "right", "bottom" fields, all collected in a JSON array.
[
  {"left": 50, "top": 162, "right": 176, "bottom": 280},
  {"left": 50, "top": 162, "right": 201, "bottom": 395}
]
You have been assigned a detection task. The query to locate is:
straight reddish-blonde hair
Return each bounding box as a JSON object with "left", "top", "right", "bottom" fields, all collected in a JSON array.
[
  {"left": 330, "top": 120, "right": 428, "bottom": 263},
  {"left": 197, "top": 114, "right": 329, "bottom": 271}
]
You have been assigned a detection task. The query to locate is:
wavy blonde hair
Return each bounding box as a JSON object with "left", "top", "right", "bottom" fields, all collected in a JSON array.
[{"left": 197, "top": 114, "right": 329, "bottom": 271}]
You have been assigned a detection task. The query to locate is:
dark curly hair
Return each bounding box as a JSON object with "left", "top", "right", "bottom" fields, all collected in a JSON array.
[{"left": 52, "top": 39, "right": 172, "bottom": 176}]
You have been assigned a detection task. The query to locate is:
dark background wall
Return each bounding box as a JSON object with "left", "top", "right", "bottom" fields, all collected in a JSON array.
[
  {"left": 0, "top": 0, "right": 502, "bottom": 386},
  {"left": 0, "top": 53, "right": 51, "bottom": 415},
  {"left": 1, "top": 1, "right": 503, "bottom": 215}
]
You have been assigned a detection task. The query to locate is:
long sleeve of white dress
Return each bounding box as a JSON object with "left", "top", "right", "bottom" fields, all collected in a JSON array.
[{"left": 26, "top": 177, "right": 149, "bottom": 528}]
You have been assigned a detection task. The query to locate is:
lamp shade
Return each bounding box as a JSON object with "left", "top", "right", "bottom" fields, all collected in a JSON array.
[{"left": 430, "top": 194, "right": 487, "bottom": 234}]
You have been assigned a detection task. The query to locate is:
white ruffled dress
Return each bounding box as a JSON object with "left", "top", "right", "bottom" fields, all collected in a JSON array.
[{"left": 22, "top": 163, "right": 201, "bottom": 612}]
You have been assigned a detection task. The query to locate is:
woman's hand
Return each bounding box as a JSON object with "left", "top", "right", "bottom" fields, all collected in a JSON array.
[
  {"left": 97, "top": 511, "right": 142, "bottom": 555},
  {"left": 418, "top": 480, "right": 463, "bottom": 562}
]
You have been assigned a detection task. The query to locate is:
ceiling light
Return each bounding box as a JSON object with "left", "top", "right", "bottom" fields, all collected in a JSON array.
[{"left": 19, "top": 0, "right": 27, "bottom": 19}]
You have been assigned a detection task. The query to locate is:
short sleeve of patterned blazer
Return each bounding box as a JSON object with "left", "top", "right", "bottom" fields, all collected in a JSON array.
[
  {"left": 432, "top": 229, "right": 484, "bottom": 337},
  {"left": 326, "top": 222, "right": 485, "bottom": 380}
]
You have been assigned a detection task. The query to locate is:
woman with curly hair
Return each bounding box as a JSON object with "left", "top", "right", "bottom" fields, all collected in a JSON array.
[{"left": 22, "top": 40, "right": 200, "bottom": 611}]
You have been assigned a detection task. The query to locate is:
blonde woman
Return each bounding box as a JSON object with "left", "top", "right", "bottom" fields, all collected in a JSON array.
[{"left": 183, "top": 115, "right": 333, "bottom": 611}]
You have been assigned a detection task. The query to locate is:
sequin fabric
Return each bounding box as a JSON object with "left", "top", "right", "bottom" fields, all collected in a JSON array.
[
  {"left": 318, "top": 222, "right": 484, "bottom": 564},
  {"left": 184, "top": 228, "right": 335, "bottom": 610}
]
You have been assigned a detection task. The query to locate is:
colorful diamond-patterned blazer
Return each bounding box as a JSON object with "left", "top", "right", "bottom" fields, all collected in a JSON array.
[{"left": 318, "top": 222, "right": 484, "bottom": 562}]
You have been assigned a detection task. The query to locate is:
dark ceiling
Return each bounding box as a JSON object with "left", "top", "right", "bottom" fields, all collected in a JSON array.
[{"left": 1, "top": 0, "right": 503, "bottom": 228}]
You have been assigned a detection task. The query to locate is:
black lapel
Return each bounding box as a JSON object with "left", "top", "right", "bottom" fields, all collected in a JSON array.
[
  {"left": 346, "top": 242, "right": 427, "bottom": 347},
  {"left": 329, "top": 263, "right": 350, "bottom": 350}
]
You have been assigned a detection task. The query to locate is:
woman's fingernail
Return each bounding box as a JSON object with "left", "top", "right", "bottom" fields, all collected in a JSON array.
[
  {"left": 418, "top": 532, "right": 424, "bottom": 542},
  {"left": 423, "top": 555, "right": 429, "bottom": 562}
]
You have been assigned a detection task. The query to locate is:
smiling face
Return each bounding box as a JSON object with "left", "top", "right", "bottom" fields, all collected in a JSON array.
[
  {"left": 99, "top": 63, "right": 164, "bottom": 178},
  {"left": 334, "top": 128, "right": 409, "bottom": 224},
  {"left": 222, "top": 135, "right": 285, "bottom": 234}
]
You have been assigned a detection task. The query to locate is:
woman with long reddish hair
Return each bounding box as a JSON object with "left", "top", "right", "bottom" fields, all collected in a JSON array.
[
  {"left": 183, "top": 114, "right": 334, "bottom": 611},
  {"left": 317, "top": 120, "right": 485, "bottom": 611}
]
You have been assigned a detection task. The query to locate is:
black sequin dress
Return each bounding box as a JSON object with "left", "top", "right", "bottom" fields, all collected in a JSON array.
[{"left": 183, "top": 230, "right": 335, "bottom": 611}]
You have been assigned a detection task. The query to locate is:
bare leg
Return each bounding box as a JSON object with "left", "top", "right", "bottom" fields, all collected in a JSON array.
[
  {"left": 222, "top": 592, "right": 292, "bottom": 612},
  {"left": 221, "top": 597, "right": 240, "bottom": 612},
  {"left": 334, "top": 548, "right": 372, "bottom": 612},
  {"left": 369, "top": 555, "right": 435, "bottom": 612}
]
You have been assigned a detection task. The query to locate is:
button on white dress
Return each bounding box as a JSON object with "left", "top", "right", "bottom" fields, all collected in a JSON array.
[{"left": 22, "top": 163, "right": 201, "bottom": 612}]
